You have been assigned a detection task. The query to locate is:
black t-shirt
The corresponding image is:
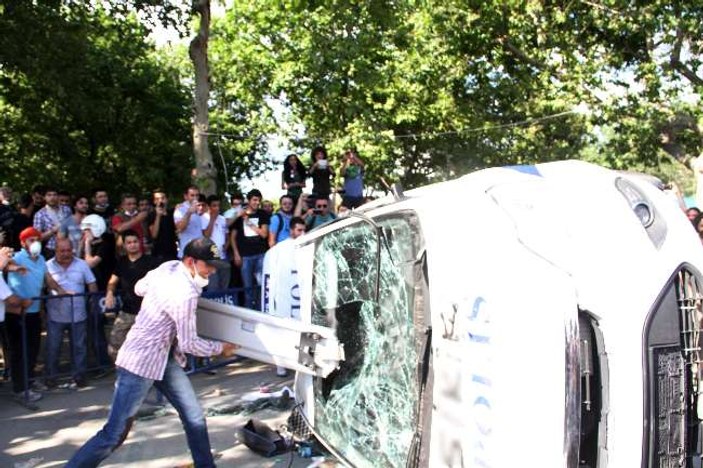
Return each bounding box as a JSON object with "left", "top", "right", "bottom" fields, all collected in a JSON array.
[
  {"left": 2, "top": 208, "right": 31, "bottom": 251},
  {"left": 89, "top": 235, "right": 116, "bottom": 291},
  {"left": 114, "top": 254, "right": 159, "bottom": 314},
  {"left": 231, "top": 209, "right": 270, "bottom": 257},
  {"left": 89, "top": 205, "right": 116, "bottom": 224},
  {"left": 0, "top": 205, "right": 15, "bottom": 248},
  {"left": 309, "top": 164, "right": 332, "bottom": 197},
  {"left": 147, "top": 208, "right": 178, "bottom": 262}
]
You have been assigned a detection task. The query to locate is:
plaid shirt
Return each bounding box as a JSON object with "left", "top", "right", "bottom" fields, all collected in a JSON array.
[
  {"left": 33, "top": 205, "right": 73, "bottom": 250},
  {"left": 115, "top": 260, "right": 223, "bottom": 380}
]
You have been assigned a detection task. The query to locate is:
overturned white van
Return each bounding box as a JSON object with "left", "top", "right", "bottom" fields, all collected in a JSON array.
[{"left": 198, "top": 160, "right": 703, "bottom": 467}]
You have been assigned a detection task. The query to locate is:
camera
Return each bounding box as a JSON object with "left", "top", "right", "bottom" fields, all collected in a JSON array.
[
  {"left": 313, "top": 209, "right": 322, "bottom": 214},
  {"left": 305, "top": 195, "right": 317, "bottom": 210}
]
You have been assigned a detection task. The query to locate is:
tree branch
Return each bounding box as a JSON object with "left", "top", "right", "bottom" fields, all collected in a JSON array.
[
  {"left": 670, "top": 28, "right": 703, "bottom": 87},
  {"left": 498, "top": 35, "right": 559, "bottom": 78}
]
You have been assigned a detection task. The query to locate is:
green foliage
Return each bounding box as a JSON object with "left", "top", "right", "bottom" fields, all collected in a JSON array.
[
  {"left": 0, "top": 2, "right": 193, "bottom": 197},
  {"left": 4, "top": 0, "right": 703, "bottom": 199},
  {"left": 208, "top": 11, "right": 280, "bottom": 194},
  {"left": 212, "top": 0, "right": 703, "bottom": 193}
]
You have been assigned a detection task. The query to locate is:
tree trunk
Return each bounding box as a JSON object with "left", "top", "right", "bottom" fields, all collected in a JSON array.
[{"left": 189, "top": 0, "right": 217, "bottom": 195}]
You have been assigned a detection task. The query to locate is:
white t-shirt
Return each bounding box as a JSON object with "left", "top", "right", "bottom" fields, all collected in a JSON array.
[
  {"left": 174, "top": 202, "right": 203, "bottom": 258},
  {"left": 0, "top": 276, "right": 13, "bottom": 322},
  {"left": 261, "top": 239, "right": 300, "bottom": 319},
  {"left": 200, "top": 213, "right": 228, "bottom": 258}
]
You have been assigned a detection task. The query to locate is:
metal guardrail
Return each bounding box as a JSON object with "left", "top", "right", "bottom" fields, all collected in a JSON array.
[{"left": 8, "top": 286, "right": 260, "bottom": 408}]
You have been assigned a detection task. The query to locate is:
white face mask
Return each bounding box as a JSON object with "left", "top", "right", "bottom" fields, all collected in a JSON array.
[
  {"left": 194, "top": 272, "right": 209, "bottom": 289},
  {"left": 29, "top": 241, "right": 42, "bottom": 257},
  {"left": 191, "top": 263, "right": 209, "bottom": 288}
]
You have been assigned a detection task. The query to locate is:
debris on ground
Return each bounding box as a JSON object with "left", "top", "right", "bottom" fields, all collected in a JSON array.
[{"left": 14, "top": 457, "right": 43, "bottom": 468}]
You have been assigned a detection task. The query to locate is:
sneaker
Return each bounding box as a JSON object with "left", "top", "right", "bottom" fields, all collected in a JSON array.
[
  {"left": 276, "top": 367, "right": 289, "bottom": 377},
  {"left": 13, "top": 390, "right": 43, "bottom": 403},
  {"left": 74, "top": 377, "right": 89, "bottom": 388},
  {"left": 44, "top": 379, "right": 58, "bottom": 390},
  {"left": 31, "top": 380, "right": 48, "bottom": 392},
  {"left": 59, "top": 381, "right": 77, "bottom": 390}
]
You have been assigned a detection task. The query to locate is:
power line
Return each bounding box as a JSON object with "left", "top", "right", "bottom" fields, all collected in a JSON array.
[{"left": 199, "top": 103, "right": 589, "bottom": 143}]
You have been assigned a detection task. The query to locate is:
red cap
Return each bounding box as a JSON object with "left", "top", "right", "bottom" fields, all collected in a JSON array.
[{"left": 19, "top": 227, "right": 41, "bottom": 243}]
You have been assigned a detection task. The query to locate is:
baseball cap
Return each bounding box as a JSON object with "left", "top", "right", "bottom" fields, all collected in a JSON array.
[
  {"left": 183, "top": 237, "right": 224, "bottom": 266},
  {"left": 19, "top": 227, "right": 41, "bottom": 243}
]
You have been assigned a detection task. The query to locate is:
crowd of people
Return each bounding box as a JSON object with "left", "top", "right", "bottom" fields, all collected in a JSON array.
[
  {"left": 0, "top": 146, "right": 373, "bottom": 403},
  {"left": 0, "top": 146, "right": 376, "bottom": 466}
]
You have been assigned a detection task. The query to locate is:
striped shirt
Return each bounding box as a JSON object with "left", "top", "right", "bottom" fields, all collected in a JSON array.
[{"left": 115, "top": 260, "right": 223, "bottom": 380}]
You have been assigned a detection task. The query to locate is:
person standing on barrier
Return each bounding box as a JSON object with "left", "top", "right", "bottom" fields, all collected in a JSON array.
[
  {"left": 340, "top": 148, "right": 365, "bottom": 209},
  {"left": 0, "top": 247, "right": 33, "bottom": 389},
  {"left": 105, "top": 230, "right": 158, "bottom": 360},
  {"left": 7, "top": 227, "right": 67, "bottom": 401},
  {"left": 67, "top": 237, "right": 239, "bottom": 468},
  {"left": 44, "top": 238, "right": 97, "bottom": 389}
]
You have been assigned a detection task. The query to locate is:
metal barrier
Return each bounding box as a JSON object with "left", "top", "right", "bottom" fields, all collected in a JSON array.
[{"left": 8, "top": 286, "right": 261, "bottom": 408}]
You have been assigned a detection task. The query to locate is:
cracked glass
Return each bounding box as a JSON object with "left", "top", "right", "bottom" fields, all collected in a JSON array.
[{"left": 310, "top": 212, "right": 422, "bottom": 467}]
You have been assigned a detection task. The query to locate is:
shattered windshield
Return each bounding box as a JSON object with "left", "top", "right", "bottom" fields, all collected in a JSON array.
[{"left": 310, "top": 212, "right": 421, "bottom": 467}]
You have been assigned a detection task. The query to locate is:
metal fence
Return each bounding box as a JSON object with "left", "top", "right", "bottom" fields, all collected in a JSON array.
[{"left": 6, "top": 286, "right": 259, "bottom": 408}]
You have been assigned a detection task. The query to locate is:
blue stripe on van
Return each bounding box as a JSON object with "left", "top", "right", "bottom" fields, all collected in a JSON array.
[{"left": 506, "top": 165, "right": 542, "bottom": 176}]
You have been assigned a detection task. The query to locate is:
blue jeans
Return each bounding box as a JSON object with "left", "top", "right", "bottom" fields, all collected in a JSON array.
[
  {"left": 46, "top": 320, "right": 87, "bottom": 379},
  {"left": 241, "top": 253, "right": 264, "bottom": 309},
  {"left": 67, "top": 357, "right": 215, "bottom": 468}
]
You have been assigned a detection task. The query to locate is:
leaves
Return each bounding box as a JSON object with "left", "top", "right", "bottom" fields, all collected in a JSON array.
[
  {"left": 0, "top": 3, "right": 194, "bottom": 196},
  {"left": 210, "top": 0, "right": 703, "bottom": 192},
  {"left": 3, "top": 0, "right": 703, "bottom": 199}
]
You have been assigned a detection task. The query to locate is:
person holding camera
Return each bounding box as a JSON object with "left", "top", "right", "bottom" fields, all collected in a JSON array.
[
  {"left": 148, "top": 189, "right": 178, "bottom": 263},
  {"left": 340, "top": 148, "right": 365, "bottom": 209},
  {"left": 301, "top": 196, "right": 336, "bottom": 231},
  {"left": 308, "top": 145, "right": 334, "bottom": 202},
  {"left": 174, "top": 186, "right": 203, "bottom": 260}
]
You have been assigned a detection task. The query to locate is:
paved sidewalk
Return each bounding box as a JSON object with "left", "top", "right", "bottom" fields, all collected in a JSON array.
[{"left": 0, "top": 359, "right": 322, "bottom": 467}]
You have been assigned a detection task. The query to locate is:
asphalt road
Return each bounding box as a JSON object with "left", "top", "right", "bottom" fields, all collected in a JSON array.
[{"left": 0, "top": 358, "right": 330, "bottom": 467}]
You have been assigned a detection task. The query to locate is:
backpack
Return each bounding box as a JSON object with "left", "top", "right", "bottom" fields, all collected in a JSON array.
[{"left": 272, "top": 213, "right": 289, "bottom": 242}]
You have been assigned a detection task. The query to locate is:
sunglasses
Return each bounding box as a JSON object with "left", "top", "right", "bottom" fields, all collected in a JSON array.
[{"left": 316, "top": 204, "right": 328, "bottom": 208}]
